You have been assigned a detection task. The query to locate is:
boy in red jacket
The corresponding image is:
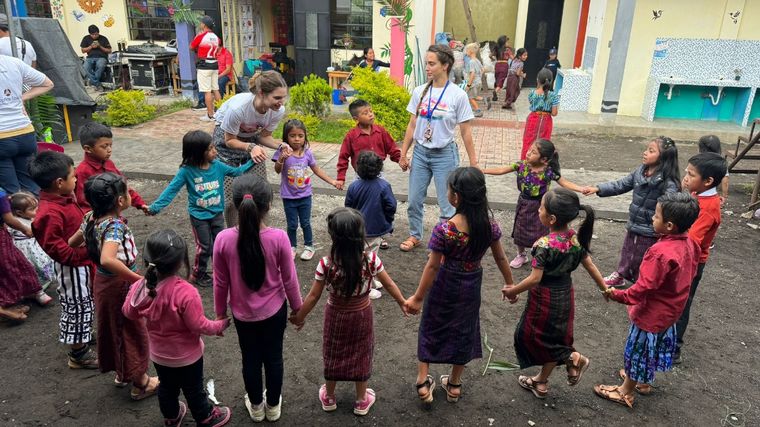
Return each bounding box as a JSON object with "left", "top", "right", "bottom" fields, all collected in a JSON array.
[
  {"left": 595, "top": 192, "right": 700, "bottom": 408},
  {"left": 30, "top": 151, "right": 98, "bottom": 369},
  {"left": 74, "top": 121, "right": 148, "bottom": 214},
  {"left": 675, "top": 152, "right": 727, "bottom": 362}
]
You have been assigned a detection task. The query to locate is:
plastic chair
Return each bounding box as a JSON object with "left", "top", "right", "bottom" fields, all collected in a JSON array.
[{"left": 37, "top": 142, "right": 64, "bottom": 153}]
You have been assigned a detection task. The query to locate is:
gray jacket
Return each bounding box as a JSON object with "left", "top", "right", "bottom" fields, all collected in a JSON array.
[{"left": 597, "top": 165, "right": 679, "bottom": 237}]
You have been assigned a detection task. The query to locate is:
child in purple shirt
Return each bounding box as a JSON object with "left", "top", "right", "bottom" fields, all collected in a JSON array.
[{"left": 272, "top": 119, "right": 339, "bottom": 261}]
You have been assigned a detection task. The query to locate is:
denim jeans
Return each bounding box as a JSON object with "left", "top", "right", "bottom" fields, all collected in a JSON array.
[
  {"left": 154, "top": 357, "right": 213, "bottom": 423},
  {"left": 407, "top": 143, "right": 460, "bottom": 240},
  {"left": 84, "top": 57, "right": 107, "bottom": 86},
  {"left": 234, "top": 303, "right": 287, "bottom": 407},
  {"left": 0, "top": 131, "right": 40, "bottom": 194},
  {"left": 282, "top": 196, "right": 313, "bottom": 247}
]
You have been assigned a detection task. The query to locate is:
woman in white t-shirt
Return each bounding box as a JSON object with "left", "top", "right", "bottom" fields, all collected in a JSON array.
[
  {"left": 213, "top": 70, "right": 290, "bottom": 226},
  {"left": 398, "top": 44, "right": 478, "bottom": 251},
  {"left": 0, "top": 55, "right": 53, "bottom": 194}
]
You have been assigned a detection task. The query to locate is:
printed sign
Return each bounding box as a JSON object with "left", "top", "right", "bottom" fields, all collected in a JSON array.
[{"left": 654, "top": 39, "right": 669, "bottom": 58}]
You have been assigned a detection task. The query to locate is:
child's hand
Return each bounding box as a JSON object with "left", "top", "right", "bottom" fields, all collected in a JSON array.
[
  {"left": 217, "top": 317, "right": 231, "bottom": 336},
  {"left": 22, "top": 226, "right": 33, "bottom": 238},
  {"left": 335, "top": 180, "right": 344, "bottom": 190},
  {"left": 288, "top": 310, "right": 305, "bottom": 330},
  {"left": 581, "top": 186, "right": 598, "bottom": 196},
  {"left": 501, "top": 284, "right": 519, "bottom": 303},
  {"left": 601, "top": 286, "right": 613, "bottom": 302},
  {"left": 399, "top": 156, "right": 409, "bottom": 172},
  {"left": 140, "top": 205, "right": 151, "bottom": 216},
  {"left": 404, "top": 296, "right": 422, "bottom": 315},
  {"left": 398, "top": 300, "right": 410, "bottom": 317}
]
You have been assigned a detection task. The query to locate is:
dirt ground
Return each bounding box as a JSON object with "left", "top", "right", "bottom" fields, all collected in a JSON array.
[{"left": 2, "top": 137, "right": 760, "bottom": 426}]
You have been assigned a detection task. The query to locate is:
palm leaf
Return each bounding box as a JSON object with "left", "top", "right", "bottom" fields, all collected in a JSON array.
[
  {"left": 25, "top": 94, "right": 65, "bottom": 144},
  {"left": 482, "top": 333, "right": 520, "bottom": 375}
]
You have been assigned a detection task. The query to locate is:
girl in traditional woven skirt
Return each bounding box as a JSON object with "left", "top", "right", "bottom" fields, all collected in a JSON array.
[
  {"left": 491, "top": 35, "right": 514, "bottom": 102},
  {"left": 405, "top": 167, "right": 514, "bottom": 404},
  {"left": 502, "top": 48, "right": 527, "bottom": 110},
  {"left": 292, "top": 207, "right": 408, "bottom": 416},
  {"left": 521, "top": 69, "right": 560, "bottom": 159},
  {"left": 9, "top": 192, "right": 56, "bottom": 299},
  {"left": 583, "top": 137, "right": 681, "bottom": 287},
  {"left": 75, "top": 172, "right": 157, "bottom": 400},
  {"left": 503, "top": 188, "right": 607, "bottom": 399},
  {"left": 483, "top": 139, "right": 584, "bottom": 269},
  {"left": 0, "top": 188, "right": 43, "bottom": 322},
  {"left": 213, "top": 174, "right": 303, "bottom": 423}
]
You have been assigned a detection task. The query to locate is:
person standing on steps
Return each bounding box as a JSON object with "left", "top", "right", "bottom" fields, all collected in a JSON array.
[
  {"left": 398, "top": 44, "right": 478, "bottom": 252},
  {"left": 80, "top": 25, "right": 111, "bottom": 91}
]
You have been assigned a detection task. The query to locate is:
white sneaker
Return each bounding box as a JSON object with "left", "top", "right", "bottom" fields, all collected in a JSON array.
[
  {"left": 373, "top": 279, "right": 382, "bottom": 289},
  {"left": 244, "top": 393, "right": 265, "bottom": 422},
  {"left": 300, "top": 245, "right": 315, "bottom": 261},
  {"left": 265, "top": 395, "right": 282, "bottom": 422},
  {"left": 369, "top": 289, "right": 382, "bottom": 299},
  {"left": 199, "top": 115, "right": 215, "bottom": 122}
]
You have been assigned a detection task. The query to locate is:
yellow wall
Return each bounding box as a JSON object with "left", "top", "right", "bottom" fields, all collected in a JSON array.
[
  {"left": 442, "top": 0, "right": 518, "bottom": 43},
  {"left": 557, "top": 0, "right": 581, "bottom": 69},
  {"left": 586, "top": 0, "right": 617, "bottom": 114},
  {"left": 737, "top": 0, "right": 760, "bottom": 39},
  {"left": 514, "top": 0, "right": 528, "bottom": 49}
]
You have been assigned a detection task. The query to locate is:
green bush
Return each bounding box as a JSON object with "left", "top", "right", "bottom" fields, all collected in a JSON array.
[
  {"left": 349, "top": 67, "right": 411, "bottom": 141},
  {"left": 289, "top": 74, "right": 332, "bottom": 118},
  {"left": 272, "top": 112, "right": 353, "bottom": 144},
  {"left": 94, "top": 89, "right": 156, "bottom": 127}
]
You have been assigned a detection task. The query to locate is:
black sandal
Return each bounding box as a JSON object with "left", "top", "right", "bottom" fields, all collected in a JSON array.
[
  {"left": 416, "top": 375, "right": 435, "bottom": 403},
  {"left": 440, "top": 375, "right": 462, "bottom": 403}
]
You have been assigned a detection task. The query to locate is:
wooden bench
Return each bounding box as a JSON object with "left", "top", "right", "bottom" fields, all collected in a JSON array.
[{"left": 726, "top": 118, "right": 760, "bottom": 203}]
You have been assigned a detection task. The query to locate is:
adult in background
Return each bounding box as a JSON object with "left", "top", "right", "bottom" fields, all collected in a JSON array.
[
  {"left": 398, "top": 44, "right": 478, "bottom": 252},
  {"left": 0, "top": 55, "right": 53, "bottom": 194},
  {"left": 213, "top": 70, "right": 290, "bottom": 226},
  {"left": 80, "top": 25, "right": 111, "bottom": 90},
  {"left": 191, "top": 16, "right": 220, "bottom": 122},
  {"left": 358, "top": 47, "right": 389, "bottom": 72},
  {"left": 0, "top": 13, "right": 37, "bottom": 68},
  {"left": 193, "top": 38, "right": 234, "bottom": 111}
]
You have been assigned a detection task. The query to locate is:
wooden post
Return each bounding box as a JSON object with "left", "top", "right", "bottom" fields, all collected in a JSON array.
[{"left": 461, "top": 0, "right": 477, "bottom": 42}]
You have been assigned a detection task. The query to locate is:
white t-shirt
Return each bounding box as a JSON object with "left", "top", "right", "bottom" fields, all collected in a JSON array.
[
  {"left": 215, "top": 92, "right": 286, "bottom": 138},
  {"left": 0, "top": 55, "right": 47, "bottom": 132},
  {"left": 0, "top": 37, "right": 37, "bottom": 66},
  {"left": 406, "top": 81, "right": 474, "bottom": 148}
]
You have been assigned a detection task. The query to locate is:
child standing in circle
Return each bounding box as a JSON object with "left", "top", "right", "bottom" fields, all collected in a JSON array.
[
  {"left": 595, "top": 192, "right": 700, "bottom": 408},
  {"left": 273, "top": 119, "right": 340, "bottom": 261},
  {"left": 78, "top": 172, "right": 157, "bottom": 400},
  {"left": 213, "top": 174, "right": 303, "bottom": 422},
  {"left": 483, "top": 139, "right": 583, "bottom": 269},
  {"left": 464, "top": 42, "right": 486, "bottom": 116},
  {"left": 123, "top": 229, "right": 231, "bottom": 427},
  {"left": 405, "top": 167, "right": 514, "bottom": 403},
  {"left": 291, "top": 207, "right": 408, "bottom": 416},
  {"left": 9, "top": 192, "right": 56, "bottom": 300},
  {"left": 148, "top": 130, "right": 256, "bottom": 288},
  {"left": 697, "top": 135, "right": 729, "bottom": 203},
  {"left": 502, "top": 48, "right": 527, "bottom": 110},
  {"left": 584, "top": 136, "right": 681, "bottom": 287},
  {"left": 503, "top": 188, "right": 607, "bottom": 399},
  {"left": 521, "top": 69, "right": 559, "bottom": 159}
]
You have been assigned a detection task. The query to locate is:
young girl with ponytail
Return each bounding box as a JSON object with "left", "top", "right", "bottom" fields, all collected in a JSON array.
[
  {"left": 212, "top": 174, "right": 303, "bottom": 423},
  {"left": 122, "top": 229, "right": 231, "bottom": 427},
  {"left": 502, "top": 188, "right": 607, "bottom": 400},
  {"left": 521, "top": 68, "right": 560, "bottom": 159}
]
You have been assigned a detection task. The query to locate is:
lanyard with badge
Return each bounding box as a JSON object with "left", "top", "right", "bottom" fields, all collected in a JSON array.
[{"left": 423, "top": 80, "right": 449, "bottom": 142}]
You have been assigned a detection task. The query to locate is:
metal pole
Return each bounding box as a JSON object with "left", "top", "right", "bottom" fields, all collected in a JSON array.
[{"left": 3, "top": 0, "right": 18, "bottom": 58}]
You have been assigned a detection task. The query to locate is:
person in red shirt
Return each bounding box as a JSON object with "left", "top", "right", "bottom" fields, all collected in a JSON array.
[
  {"left": 190, "top": 16, "right": 220, "bottom": 122},
  {"left": 675, "top": 152, "right": 726, "bottom": 362},
  {"left": 217, "top": 39, "right": 234, "bottom": 97},
  {"left": 29, "top": 151, "right": 98, "bottom": 369},
  {"left": 595, "top": 192, "right": 701, "bottom": 408},
  {"left": 74, "top": 122, "right": 148, "bottom": 214}
]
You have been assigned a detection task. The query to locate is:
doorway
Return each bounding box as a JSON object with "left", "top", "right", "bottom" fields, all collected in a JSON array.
[
  {"left": 523, "top": 0, "right": 564, "bottom": 87},
  {"left": 293, "top": 0, "right": 331, "bottom": 81}
]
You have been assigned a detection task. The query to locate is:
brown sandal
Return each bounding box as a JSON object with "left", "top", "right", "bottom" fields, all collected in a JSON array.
[
  {"left": 415, "top": 375, "right": 435, "bottom": 403},
  {"left": 594, "top": 384, "right": 635, "bottom": 408},
  {"left": 618, "top": 369, "right": 652, "bottom": 395},
  {"left": 440, "top": 375, "right": 462, "bottom": 403},
  {"left": 399, "top": 236, "right": 421, "bottom": 252},
  {"left": 566, "top": 352, "right": 590, "bottom": 386},
  {"left": 518, "top": 375, "right": 548, "bottom": 399},
  {"left": 131, "top": 376, "right": 160, "bottom": 401},
  {"left": 0, "top": 306, "right": 27, "bottom": 322}
]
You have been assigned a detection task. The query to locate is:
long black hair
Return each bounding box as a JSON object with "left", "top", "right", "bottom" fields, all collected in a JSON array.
[
  {"left": 143, "top": 229, "right": 190, "bottom": 297},
  {"left": 653, "top": 136, "right": 681, "bottom": 190},
  {"left": 83, "top": 172, "right": 128, "bottom": 264},
  {"left": 326, "top": 207, "right": 367, "bottom": 297},
  {"left": 536, "top": 68, "right": 553, "bottom": 99},
  {"left": 534, "top": 138, "right": 561, "bottom": 175},
  {"left": 447, "top": 167, "right": 492, "bottom": 255},
  {"left": 495, "top": 35, "right": 509, "bottom": 59},
  {"left": 181, "top": 130, "right": 213, "bottom": 168},
  {"left": 542, "top": 188, "right": 595, "bottom": 253},
  {"left": 515, "top": 48, "right": 527, "bottom": 62},
  {"left": 232, "top": 174, "right": 272, "bottom": 291}
]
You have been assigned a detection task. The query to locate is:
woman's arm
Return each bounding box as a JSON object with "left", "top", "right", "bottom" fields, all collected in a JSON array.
[
  {"left": 310, "top": 164, "right": 339, "bottom": 188},
  {"left": 21, "top": 77, "right": 53, "bottom": 102},
  {"left": 399, "top": 114, "right": 417, "bottom": 171},
  {"left": 459, "top": 121, "right": 478, "bottom": 167},
  {"left": 405, "top": 251, "right": 443, "bottom": 314},
  {"left": 100, "top": 241, "right": 143, "bottom": 283}
]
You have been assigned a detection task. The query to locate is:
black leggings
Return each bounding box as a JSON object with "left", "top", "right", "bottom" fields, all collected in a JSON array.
[
  {"left": 154, "top": 357, "right": 212, "bottom": 422},
  {"left": 234, "top": 302, "right": 287, "bottom": 407}
]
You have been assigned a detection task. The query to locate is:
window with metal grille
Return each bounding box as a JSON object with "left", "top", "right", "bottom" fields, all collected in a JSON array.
[{"left": 125, "top": 0, "right": 176, "bottom": 42}]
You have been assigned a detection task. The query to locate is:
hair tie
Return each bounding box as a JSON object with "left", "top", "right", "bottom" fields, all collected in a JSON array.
[
  {"left": 148, "top": 262, "right": 156, "bottom": 267},
  {"left": 243, "top": 194, "right": 253, "bottom": 200}
]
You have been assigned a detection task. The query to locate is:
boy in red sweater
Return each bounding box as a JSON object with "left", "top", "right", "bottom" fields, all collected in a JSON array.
[
  {"left": 30, "top": 151, "right": 98, "bottom": 369},
  {"left": 595, "top": 192, "right": 700, "bottom": 408},
  {"left": 674, "top": 152, "right": 726, "bottom": 362},
  {"left": 74, "top": 121, "right": 148, "bottom": 213}
]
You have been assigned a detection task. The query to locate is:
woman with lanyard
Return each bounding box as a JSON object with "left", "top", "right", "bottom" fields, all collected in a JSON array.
[
  {"left": 358, "top": 47, "right": 390, "bottom": 72},
  {"left": 398, "top": 44, "right": 478, "bottom": 252},
  {"left": 213, "top": 70, "right": 290, "bottom": 226}
]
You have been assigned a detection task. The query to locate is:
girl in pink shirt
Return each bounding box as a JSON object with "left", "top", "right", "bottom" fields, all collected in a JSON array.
[
  {"left": 123, "top": 229, "right": 231, "bottom": 427},
  {"left": 213, "top": 174, "right": 303, "bottom": 423}
]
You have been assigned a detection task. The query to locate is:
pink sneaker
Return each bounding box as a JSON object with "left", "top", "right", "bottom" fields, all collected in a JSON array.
[
  {"left": 34, "top": 291, "right": 53, "bottom": 306},
  {"left": 164, "top": 401, "right": 187, "bottom": 426},
  {"left": 604, "top": 272, "right": 625, "bottom": 287},
  {"left": 509, "top": 253, "right": 528, "bottom": 268},
  {"left": 353, "top": 388, "right": 376, "bottom": 416},
  {"left": 319, "top": 384, "right": 337, "bottom": 412}
]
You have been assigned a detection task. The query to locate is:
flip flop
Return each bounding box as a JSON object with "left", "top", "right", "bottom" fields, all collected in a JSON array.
[
  {"left": 618, "top": 369, "right": 652, "bottom": 395},
  {"left": 399, "top": 236, "right": 421, "bottom": 252},
  {"left": 131, "top": 376, "right": 160, "bottom": 401},
  {"left": 440, "top": 375, "right": 462, "bottom": 403},
  {"left": 594, "top": 384, "right": 635, "bottom": 408},
  {"left": 518, "top": 375, "right": 547, "bottom": 399},
  {"left": 566, "top": 353, "right": 590, "bottom": 386},
  {"left": 415, "top": 375, "right": 435, "bottom": 403},
  {"left": 0, "top": 306, "right": 27, "bottom": 322},
  {"left": 379, "top": 238, "right": 390, "bottom": 250}
]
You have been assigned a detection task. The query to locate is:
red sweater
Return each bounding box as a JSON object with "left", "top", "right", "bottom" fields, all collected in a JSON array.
[
  {"left": 609, "top": 233, "right": 700, "bottom": 333},
  {"left": 75, "top": 152, "right": 146, "bottom": 211},
  {"left": 32, "top": 191, "right": 90, "bottom": 267},
  {"left": 689, "top": 191, "right": 721, "bottom": 264},
  {"left": 336, "top": 124, "right": 400, "bottom": 181}
]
